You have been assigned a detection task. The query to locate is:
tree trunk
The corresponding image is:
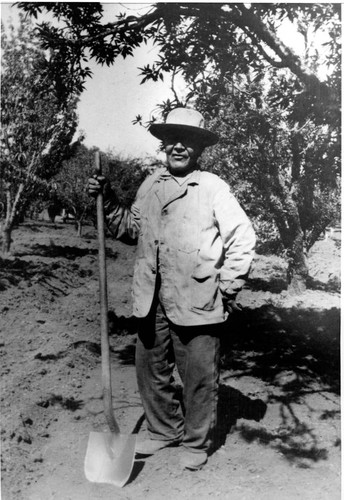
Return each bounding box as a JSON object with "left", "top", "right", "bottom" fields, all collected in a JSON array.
[
  {"left": 76, "top": 209, "right": 86, "bottom": 238},
  {"left": 1, "top": 224, "right": 12, "bottom": 254},
  {"left": 2, "top": 181, "right": 25, "bottom": 255},
  {"left": 286, "top": 233, "right": 309, "bottom": 295},
  {"left": 266, "top": 171, "right": 309, "bottom": 295},
  {"left": 261, "top": 181, "right": 309, "bottom": 293},
  {"left": 276, "top": 217, "right": 309, "bottom": 295},
  {"left": 76, "top": 220, "right": 82, "bottom": 237}
]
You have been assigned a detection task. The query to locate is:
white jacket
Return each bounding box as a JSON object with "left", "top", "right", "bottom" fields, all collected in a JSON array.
[{"left": 107, "top": 167, "right": 256, "bottom": 326}]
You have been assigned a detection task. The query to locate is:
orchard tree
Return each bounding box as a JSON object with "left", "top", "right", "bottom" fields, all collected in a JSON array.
[
  {"left": 103, "top": 152, "right": 156, "bottom": 208},
  {"left": 54, "top": 146, "right": 155, "bottom": 237},
  {"left": 201, "top": 72, "right": 340, "bottom": 293},
  {"left": 0, "top": 15, "right": 80, "bottom": 253},
  {"left": 192, "top": 7, "right": 340, "bottom": 293},
  {"left": 54, "top": 144, "right": 96, "bottom": 237}
]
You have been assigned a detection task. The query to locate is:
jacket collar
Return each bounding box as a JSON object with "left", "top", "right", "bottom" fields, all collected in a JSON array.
[
  {"left": 158, "top": 166, "right": 200, "bottom": 185},
  {"left": 155, "top": 167, "right": 200, "bottom": 208}
]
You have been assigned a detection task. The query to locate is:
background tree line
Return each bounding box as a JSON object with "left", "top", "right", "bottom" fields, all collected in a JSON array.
[{"left": 1, "top": 3, "right": 341, "bottom": 294}]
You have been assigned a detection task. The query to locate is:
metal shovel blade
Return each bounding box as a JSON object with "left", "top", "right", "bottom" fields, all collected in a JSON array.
[{"left": 84, "top": 431, "right": 137, "bottom": 487}]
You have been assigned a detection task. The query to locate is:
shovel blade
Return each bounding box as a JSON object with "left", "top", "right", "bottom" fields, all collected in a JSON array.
[{"left": 84, "top": 431, "right": 136, "bottom": 487}]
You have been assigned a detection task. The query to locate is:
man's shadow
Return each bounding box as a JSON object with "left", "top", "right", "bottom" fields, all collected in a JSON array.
[{"left": 213, "top": 384, "right": 267, "bottom": 452}]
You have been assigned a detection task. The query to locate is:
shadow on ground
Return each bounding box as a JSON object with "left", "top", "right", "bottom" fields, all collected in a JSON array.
[
  {"left": 215, "top": 384, "right": 267, "bottom": 448},
  {"left": 215, "top": 380, "right": 338, "bottom": 468},
  {"left": 0, "top": 257, "right": 93, "bottom": 292},
  {"left": 218, "top": 305, "right": 340, "bottom": 467},
  {"left": 0, "top": 257, "right": 56, "bottom": 291},
  {"left": 248, "top": 276, "right": 287, "bottom": 293},
  {"left": 16, "top": 243, "right": 118, "bottom": 260},
  {"left": 248, "top": 275, "right": 340, "bottom": 294},
  {"left": 220, "top": 305, "right": 340, "bottom": 393}
]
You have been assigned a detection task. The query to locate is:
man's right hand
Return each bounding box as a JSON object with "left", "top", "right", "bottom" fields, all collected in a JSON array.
[{"left": 87, "top": 175, "right": 111, "bottom": 199}]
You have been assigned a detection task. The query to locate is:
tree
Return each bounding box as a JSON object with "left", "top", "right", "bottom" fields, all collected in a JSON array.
[
  {"left": 53, "top": 146, "right": 156, "bottom": 237},
  {"left": 200, "top": 72, "right": 340, "bottom": 293},
  {"left": 189, "top": 8, "right": 340, "bottom": 293},
  {"left": 53, "top": 144, "right": 96, "bottom": 237},
  {"left": 0, "top": 15, "right": 80, "bottom": 253},
  {"left": 103, "top": 152, "right": 156, "bottom": 208}
]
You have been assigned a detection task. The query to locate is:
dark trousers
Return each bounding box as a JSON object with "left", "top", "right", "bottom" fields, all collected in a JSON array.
[{"left": 135, "top": 300, "right": 221, "bottom": 454}]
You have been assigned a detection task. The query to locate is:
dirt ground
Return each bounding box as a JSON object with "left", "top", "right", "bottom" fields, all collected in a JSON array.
[{"left": 0, "top": 220, "right": 341, "bottom": 500}]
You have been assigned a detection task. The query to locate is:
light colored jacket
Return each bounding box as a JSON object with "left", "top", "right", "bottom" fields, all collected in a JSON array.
[{"left": 106, "top": 167, "right": 255, "bottom": 326}]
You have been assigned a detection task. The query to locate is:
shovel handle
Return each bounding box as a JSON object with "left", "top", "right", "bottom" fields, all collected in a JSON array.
[{"left": 95, "top": 151, "right": 120, "bottom": 434}]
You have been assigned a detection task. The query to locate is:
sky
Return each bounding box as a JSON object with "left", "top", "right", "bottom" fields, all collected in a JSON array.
[
  {"left": 1, "top": 2, "right": 333, "bottom": 160},
  {"left": 1, "top": 3, "right": 178, "bottom": 160},
  {"left": 73, "top": 3, "right": 176, "bottom": 160}
]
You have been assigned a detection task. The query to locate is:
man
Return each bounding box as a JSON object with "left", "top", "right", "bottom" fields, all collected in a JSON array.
[{"left": 88, "top": 108, "right": 256, "bottom": 470}]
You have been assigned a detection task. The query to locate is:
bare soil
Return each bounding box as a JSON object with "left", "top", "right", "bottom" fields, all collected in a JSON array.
[{"left": 0, "top": 221, "right": 341, "bottom": 500}]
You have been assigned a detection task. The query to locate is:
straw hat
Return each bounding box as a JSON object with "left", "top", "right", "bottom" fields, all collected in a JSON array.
[{"left": 149, "top": 108, "right": 218, "bottom": 147}]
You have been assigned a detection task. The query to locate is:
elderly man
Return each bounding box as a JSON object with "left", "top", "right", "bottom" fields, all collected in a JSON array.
[{"left": 88, "top": 107, "right": 255, "bottom": 470}]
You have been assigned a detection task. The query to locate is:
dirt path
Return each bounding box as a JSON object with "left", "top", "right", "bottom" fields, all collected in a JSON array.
[{"left": 0, "top": 221, "right": 341, "bottom": 499}]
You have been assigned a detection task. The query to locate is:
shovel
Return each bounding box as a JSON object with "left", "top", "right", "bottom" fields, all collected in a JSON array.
[{"left": 84, "top": 151, "right": 136, "bottom": 487}]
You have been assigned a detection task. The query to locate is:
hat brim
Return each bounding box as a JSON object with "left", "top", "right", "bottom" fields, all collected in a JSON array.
[{"left": 149, "top": 123, "right": 218, "bottom": 147}]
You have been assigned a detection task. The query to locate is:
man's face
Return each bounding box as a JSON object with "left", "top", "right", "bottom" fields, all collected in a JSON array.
[{"left": 163, "top": 133, "right": 203, "bottom": 176}]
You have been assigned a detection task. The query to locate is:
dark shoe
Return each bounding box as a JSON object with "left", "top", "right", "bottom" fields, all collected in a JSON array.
[
  {"left": 135, "top": 438, "right": 181, "bottom": 456},
  {"left": 179, "top": 450, "right": 207, "bottom": 470}
]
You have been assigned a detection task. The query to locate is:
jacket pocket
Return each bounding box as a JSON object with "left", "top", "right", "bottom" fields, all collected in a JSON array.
[
  {"left": 177, "top": 215, "right": 199, "bottom": 253},
  {"left": 191, "top": 263, "right": 219, "bottom": 311}
]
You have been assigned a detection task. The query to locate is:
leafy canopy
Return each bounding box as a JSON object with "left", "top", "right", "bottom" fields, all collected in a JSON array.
[{"left": 17, "top": 2, "right": 340, "bottom": 123}]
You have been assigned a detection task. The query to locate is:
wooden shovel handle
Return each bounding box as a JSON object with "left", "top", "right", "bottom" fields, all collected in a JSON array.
[{"left": 95, "top": 151, "right": 120, "bottom": 434}]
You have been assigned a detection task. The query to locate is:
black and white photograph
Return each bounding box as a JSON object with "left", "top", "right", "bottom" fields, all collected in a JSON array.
[{"left": 0, "top": 2, "right": 341, "bottom": 499}]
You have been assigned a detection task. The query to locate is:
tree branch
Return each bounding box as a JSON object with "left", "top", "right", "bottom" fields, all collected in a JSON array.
[
  {"left": 76, "top": 7, "right": 162, "bottom": 45},
  {"left": 170, "top": 3, "right": 330, "bottom": 96},
  {"left": 234, "top": 4, "right": 328, "bottom": 95},
  {"left": 238, "top": 23, "right": 285, "bottom": 69},
  {"left": 30, "top": 3, "right": 333, "bottom": 101}
]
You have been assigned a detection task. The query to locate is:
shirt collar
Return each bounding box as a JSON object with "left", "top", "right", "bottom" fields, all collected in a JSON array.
[{"left": 158, "top": 166, "right": 200, "bottom": 185}]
